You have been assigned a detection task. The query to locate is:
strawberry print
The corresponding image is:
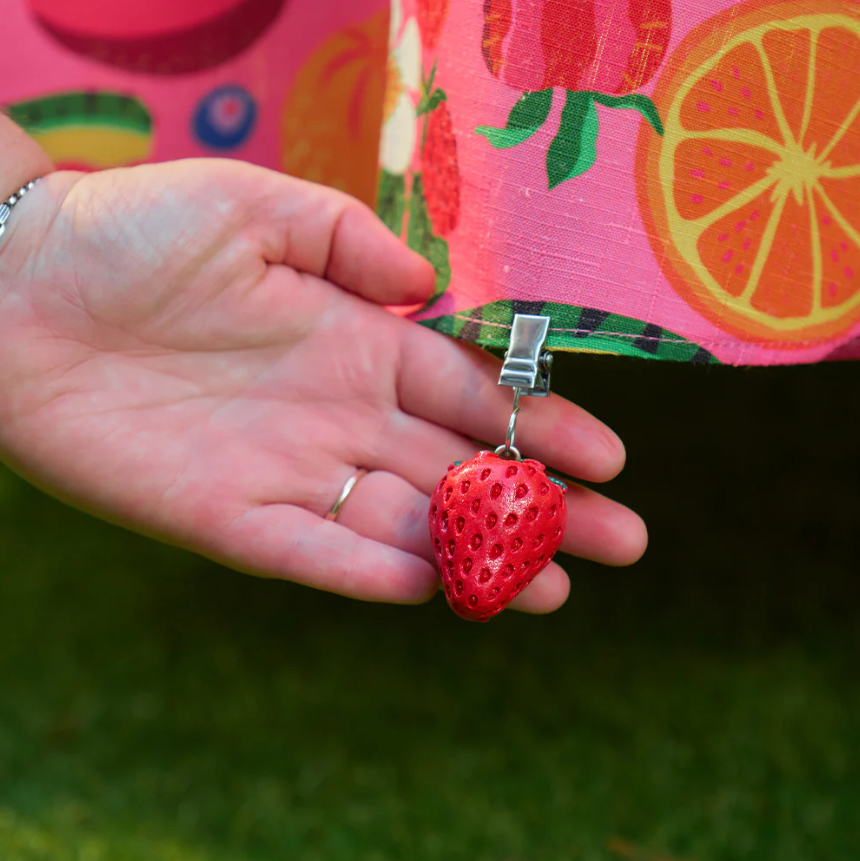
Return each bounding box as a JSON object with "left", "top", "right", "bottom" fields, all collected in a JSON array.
[
  {"left": 481, "top": 0, "right": 672, "bottom": 95},
  {"left": 422, "top": 100, "right": 461, "bottom": 237},
  {"left": 416, "top": 0, "right": 449, "bottom": 50},
  {"left": 476, "top": 0, "right": 669, "bottom": 187},
  {"left": 429, "top": 451, "right": 567, "bottom": 622}
]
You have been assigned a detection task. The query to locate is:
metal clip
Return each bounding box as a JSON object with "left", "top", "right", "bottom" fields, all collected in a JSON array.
[
  {"left": 495, "top": 314, "right": 553, "bottom": 461},
  {"left": 498, "top": 314, "right": 552, "bottom": 396}
]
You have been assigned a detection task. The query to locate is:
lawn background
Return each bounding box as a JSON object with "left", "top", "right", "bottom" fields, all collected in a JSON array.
[{"left": 1, "top": 353, "right": 859, "bottom": 861}]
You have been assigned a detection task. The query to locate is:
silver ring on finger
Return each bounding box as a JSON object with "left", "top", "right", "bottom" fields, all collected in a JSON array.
[{"left": 325, "top": 468, "right": 368, "bottom": 522}]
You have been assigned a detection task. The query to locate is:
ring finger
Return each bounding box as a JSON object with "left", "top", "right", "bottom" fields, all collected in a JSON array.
[
  {"left": 333, "top": 469, "right": 574, "bottom": 614},
  {"left": 332, "top": 468, "right": 435, "bottom": 562}
]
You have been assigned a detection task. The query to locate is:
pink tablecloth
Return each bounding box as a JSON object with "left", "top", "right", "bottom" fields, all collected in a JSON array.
[{"left": 4, "top": 0, "right": 860, "bottom": 366}]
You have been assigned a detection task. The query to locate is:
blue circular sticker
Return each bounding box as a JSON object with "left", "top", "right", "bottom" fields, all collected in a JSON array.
[{"left": 193, "top": 85, "right": 257, "bottom": 150}]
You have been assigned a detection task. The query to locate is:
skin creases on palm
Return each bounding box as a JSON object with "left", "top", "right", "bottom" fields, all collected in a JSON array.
[{"left": 0, "top": 159, "right": 647, "bottom": 614}]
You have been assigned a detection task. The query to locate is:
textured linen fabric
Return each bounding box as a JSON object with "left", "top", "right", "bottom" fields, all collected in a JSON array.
[
  {"left": 383, "top": 0, "right": 860, "bottom": 365},
  {"left": 2, "top": 0, "right": 388, "bottom": 206},
  {"left": 3, "top": 0, "right": 860, "bottom": 367}
]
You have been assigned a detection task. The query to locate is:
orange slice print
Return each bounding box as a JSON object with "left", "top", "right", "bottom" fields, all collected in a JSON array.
[
  {"left": 281, "top": 9, "right": 387, "bottom": 207},
  {"left": 637, "top": 0, "right": 860, "bottom": 345}
]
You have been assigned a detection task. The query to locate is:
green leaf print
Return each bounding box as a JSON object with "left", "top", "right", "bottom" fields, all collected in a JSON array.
[
  {"left": 590, "top": 92, "right": 665, "bottom": 136},
  {"left": 376, "top": 169, "right": 406, "bottom": 236},
  {"left": 417, "top": 87, "right": 447, "bottom": 117},
  {"left": 546, "top": 91, "right": 599, "bottom": 189},
  {"left": 475, "top": 89, "right": 553, "bottom": 149},
  {"left": 407, "top": 175, "right": 451, "bottom": 302}
]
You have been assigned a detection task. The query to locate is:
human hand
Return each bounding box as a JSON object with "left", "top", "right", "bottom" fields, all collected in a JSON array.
[{"left": 0, "top": 160, "right": 646, "bottom": 612}]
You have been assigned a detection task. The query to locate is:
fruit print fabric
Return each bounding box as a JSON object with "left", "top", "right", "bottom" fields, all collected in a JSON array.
[
  {"left": 481, "top": 0, "right": 672, "bottom": 94},
  {"left": 382, "top": 0, "right": 860, "bottom": 366},
  {"left": 28, "top": 0, "right": 290, "bottom": 75},
  {"left": 4, "top": 0, "right": 860, "bottom": 367},
  {"left": 7, "top": 92, "right": 153, "bottom": 172},
  {"left": 2, "top": 0, "right": 387, "bottom": 204},
  {"left": 638, "top": 0, "right": 860, "bottom": 347},
  {"left": 280, "top": 8, "right": 389, "bottom": 205},
  {"left": 194, "top": 85, "right": 257, "bottom": 151}
]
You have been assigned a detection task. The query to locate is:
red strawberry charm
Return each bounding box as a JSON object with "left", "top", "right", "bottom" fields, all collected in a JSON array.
[{"left": 429, "top": 451, "right": 567, "bottom": 622}]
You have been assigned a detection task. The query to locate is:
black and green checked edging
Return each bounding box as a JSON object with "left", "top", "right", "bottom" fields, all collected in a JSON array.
[
  {"left": 8, "top": 92, "right": 152, "bottom": 135},
  {"left": 420, "top": 299, "right": 720, "bottom": 364}
]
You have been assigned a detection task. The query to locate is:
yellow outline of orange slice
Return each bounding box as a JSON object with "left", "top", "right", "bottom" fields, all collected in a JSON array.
[{"left": 637, "top": 0, "right": 860, "bottom": 346}]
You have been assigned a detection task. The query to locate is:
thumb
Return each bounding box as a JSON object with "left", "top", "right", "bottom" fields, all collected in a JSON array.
[{"left": 249, "top": 167, "right": 436, "bottom": 307}]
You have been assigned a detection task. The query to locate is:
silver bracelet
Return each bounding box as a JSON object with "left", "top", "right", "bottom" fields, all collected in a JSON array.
[{"left": 0, "top": 177, "right": 42, "bottom": 241}]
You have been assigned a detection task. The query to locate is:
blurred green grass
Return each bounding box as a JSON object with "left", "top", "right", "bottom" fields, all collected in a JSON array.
[{"left": 1, "top": 353, "right": 859, "bottom": 861}]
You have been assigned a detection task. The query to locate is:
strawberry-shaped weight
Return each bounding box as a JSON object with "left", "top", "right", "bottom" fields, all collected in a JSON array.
[{"left": 429, "top": 451, "right": 567, "bottom": 622}]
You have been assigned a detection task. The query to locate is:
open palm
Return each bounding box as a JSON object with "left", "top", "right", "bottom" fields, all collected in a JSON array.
[{"left": 0, "top": 160, "right": 646, "bottom": 612}]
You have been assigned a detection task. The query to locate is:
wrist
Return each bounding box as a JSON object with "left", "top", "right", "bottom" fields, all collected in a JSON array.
[
  {"left": 0, "top": 121, "right": 63, "bottom": 314},
  {"left": 0, "top": 114, "right": 55, "bottom": 293},
  {"left": 0, "top": 114, "right": 53, "bottom": 197}
]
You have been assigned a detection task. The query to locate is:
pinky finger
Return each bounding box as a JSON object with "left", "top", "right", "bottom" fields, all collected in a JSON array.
[
  {"left": 507, "top": 560, "right": 571, "bottom": 614},
  {"left": 207, "top": 504, "right": 439, "bottom": 604}
]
